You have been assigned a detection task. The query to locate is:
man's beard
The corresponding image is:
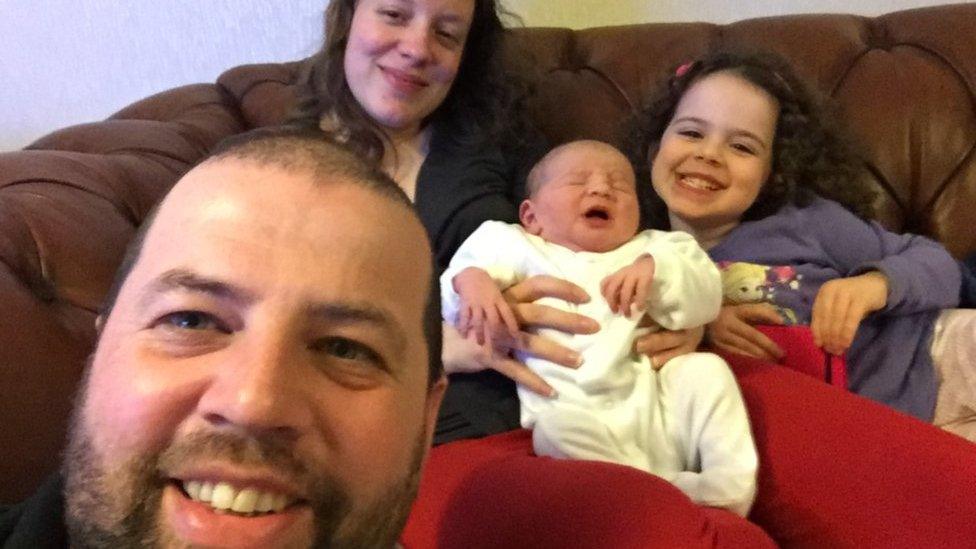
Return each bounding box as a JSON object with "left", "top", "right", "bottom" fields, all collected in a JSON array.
[{"left": 63, "top": 383, "right": 426, "bottom": 548}]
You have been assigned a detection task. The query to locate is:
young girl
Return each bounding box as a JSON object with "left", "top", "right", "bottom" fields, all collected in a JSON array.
[{"left": 633, "top": 51, "right": 976, "bottom": 441}]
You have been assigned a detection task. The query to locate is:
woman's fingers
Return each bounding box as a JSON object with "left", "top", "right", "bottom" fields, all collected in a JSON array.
[
  {"left": 511, "top": 301, "right": 599, "bottom": 334},
  {"left": 496, "top": 302, "right": 521, "bottom": 336},
  {"left": 489, "top": 355, "right": 556, "bottom": 397},
  {"left": 503, "top": 274, "right": 589, "bottom": 304},
  {"left": 507, "top": 330, "right": 583, "bottom": 368}
]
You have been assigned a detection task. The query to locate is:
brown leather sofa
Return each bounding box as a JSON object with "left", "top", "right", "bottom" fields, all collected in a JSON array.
[{"left": 1, "top": 3, "right": 974, "bottom": 506}]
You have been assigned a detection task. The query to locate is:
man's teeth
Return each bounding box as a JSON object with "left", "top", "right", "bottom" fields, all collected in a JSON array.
[
  {"left": 183, "top": 480, "right": 292, "bottom": 514},
  {"left": 681, "top": 176, "right": 720, "bottom": 190}
]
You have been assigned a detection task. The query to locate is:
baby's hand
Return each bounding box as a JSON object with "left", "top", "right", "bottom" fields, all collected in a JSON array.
[
  {"left": 811, "top": 271, "right": 889, "bottom": 355},
  {"left": 601, "top": 254, "right": 656, "bottom": 316},
  {"left": 453, "top": 267, "right": 520, "bottom": 352}
]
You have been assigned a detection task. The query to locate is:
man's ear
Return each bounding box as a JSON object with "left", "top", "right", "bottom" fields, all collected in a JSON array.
[
  {"left": 519, "top": 199, "right": 541, "bottom": 236},
  {"left": 421, "top": 374, "right": 448, "bottom": 453}
]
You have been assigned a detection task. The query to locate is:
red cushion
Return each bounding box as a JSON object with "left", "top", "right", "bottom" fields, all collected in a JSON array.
[
  {"left": 404, "top": 355, "right": 976, "bottom": 548},
  {"left": 753, "top": 325, "right": 847, "bottom": 387},
  {"left": 729, "top": 354, "right": 976, "bottom": 547},
  {"left": 402, "top": 430, "right": 774, "bottom": 548}
]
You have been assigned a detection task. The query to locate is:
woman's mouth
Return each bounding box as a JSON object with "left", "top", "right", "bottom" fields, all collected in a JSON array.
[{"left": 381, "top": 67, "right": 428, "bottom": 93}]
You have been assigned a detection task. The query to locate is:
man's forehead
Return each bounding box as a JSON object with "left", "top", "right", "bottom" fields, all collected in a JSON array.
[{"left": 135, "top": 157, "right": 432, "bottom": 306}]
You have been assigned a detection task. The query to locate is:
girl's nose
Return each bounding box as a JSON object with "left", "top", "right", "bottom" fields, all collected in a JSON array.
[{"left": 694, "top": 139, "right": 722, "bottom": 165}]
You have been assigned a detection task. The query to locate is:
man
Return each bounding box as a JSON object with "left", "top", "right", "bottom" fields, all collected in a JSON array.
[{"left": 0, "top": 128, "right": 447, "bottom": 548}]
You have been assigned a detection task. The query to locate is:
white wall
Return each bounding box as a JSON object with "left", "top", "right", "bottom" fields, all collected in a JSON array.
[{"left": 0, "top": 0, "right": 965, "bottom": 151}]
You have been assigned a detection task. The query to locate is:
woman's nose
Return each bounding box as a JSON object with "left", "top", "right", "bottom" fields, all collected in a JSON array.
[{"left": 398, "top": 24, "right": 433, "bottom": 64}]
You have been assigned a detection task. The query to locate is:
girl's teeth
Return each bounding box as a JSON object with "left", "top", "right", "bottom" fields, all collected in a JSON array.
[
  {"left": 681, "top": 176, "right": 718, "bottom": 190},
  {"left": 182, "top": 480, "right": 293, "bottom": 515}
]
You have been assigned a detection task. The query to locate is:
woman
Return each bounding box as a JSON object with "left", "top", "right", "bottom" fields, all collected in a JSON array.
[{"left": 291, "top": 0, "right": 700, "bottom": 443}]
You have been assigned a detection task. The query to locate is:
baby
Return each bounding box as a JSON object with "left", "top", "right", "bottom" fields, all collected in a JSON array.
[{"left": 441, "top": 140, "right": 758, "bottom": 516}]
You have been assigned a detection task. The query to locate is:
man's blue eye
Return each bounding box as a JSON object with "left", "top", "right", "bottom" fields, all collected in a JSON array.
[
  {"left": 163, "top": 311, "right": 218, "bottom": 331},
  {"left": 313, "top": 337, "right": 382, "bottom": 365}
]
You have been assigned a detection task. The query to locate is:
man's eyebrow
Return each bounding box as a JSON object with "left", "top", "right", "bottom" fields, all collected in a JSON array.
[
  {"left": 139, "top": 269, "right": 256, "bottom": 307},
  {"left": 305, "top": 301, "right": 408, "bottom": 356}
]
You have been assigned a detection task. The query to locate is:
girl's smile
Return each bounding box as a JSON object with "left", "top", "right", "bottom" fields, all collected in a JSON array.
[{"left": 651, "top": 71, "right": 779, "bottom": 247}]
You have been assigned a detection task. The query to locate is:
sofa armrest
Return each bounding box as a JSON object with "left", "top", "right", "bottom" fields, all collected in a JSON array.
[{"left": 0, "top": 83, "right": 244, "bottom": 503}]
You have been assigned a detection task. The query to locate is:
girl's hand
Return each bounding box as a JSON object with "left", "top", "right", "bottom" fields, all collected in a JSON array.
[
  {"left": 442, "top": 275, "right": 600, "bottom": 396},
  {"left": 601, "top": 254, "right": 656, "bottom": 315},
  {"left": 634, "top": 323, "right": 706, "bottom": 370},
  {"left": 705, "top": 303, "right": 785, "bottom": 361},
  {"left": 811, "top": 271, "right": 889, "bottom": 356}
]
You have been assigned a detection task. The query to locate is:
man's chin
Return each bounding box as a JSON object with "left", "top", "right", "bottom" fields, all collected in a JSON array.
[{"left": 160, "top": 482, "right": 315, "bottom": 549}]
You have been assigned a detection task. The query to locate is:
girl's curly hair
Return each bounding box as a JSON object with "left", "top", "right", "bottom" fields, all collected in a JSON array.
[
  {"left": 288, "top": 0, "right": 528, "bottom": 163},
  {"left": 629, "top": 50, "right": 876, "bottom": 229}
]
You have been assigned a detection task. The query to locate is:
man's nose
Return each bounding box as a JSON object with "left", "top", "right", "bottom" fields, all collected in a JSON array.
[{"left": 197, "top": 334, "right": 311, "bottom": 442}]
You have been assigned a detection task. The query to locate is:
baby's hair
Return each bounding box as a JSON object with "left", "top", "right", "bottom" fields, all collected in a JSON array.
[
  {"left": 629, "top": 50, "right": 876, "bottom": 227},
  {"left": 526, "top": 139, "right": 634, "bottom": 197}
]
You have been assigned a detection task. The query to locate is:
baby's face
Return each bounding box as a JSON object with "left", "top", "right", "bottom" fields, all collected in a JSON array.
[{"left": 521, "top": 142, "right": 640, "bottom": 253}]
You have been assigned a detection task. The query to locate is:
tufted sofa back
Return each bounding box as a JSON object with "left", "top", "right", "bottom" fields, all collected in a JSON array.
[{"left": 1, "top": 3, "right": 974, "bottom": 503}]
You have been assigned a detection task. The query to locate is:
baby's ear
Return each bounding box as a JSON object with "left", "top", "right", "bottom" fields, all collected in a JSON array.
[{"left": 519, "top": 199, "right": 541, "bottom": 235}]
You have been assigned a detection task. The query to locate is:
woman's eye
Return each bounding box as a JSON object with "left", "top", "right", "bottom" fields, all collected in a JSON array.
[
  {"left": 436, "top": 28, "right": 460, "bottom": 44},
  {"left": 677, "top": 129, "right": 703, "bottom": 139},
  {"left": 311, "top": 337, "right": 383, "bottom": 367},
  {"left": 378, "top": 8, "right": 404, "bottom": 22},
  {"left": 158, "top": 311, "right": 225, "bottom": 332}
]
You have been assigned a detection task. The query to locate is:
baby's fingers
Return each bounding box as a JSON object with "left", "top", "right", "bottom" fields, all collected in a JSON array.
[
  {"left": 618, "top": 274, "right": 640, "bottom": 316},
  {"left": 601, "top": 274, "right": 622, "bottom": 314},
  {"left": 633, "top": 273, "right": 652, "bottom": 314},
  {"left": 497, "top": 302, "right": 520, "bottom": 336}
]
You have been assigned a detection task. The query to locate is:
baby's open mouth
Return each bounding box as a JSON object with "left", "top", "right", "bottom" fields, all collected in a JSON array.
[{"left": 584, "top": 207, "right": 610, "bottom": 220}]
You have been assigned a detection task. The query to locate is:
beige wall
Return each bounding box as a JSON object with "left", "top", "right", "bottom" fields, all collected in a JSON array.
[
  {"left": 509, "top": 0, "right": 969, "bottom": 28},
  {"left": 2, "top": 0, "right": 967, "bottom": 150}
]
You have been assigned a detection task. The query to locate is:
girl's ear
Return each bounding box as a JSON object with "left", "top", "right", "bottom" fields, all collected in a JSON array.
[{"left": 519, "top": 199, "right": 542, "bottom": 235}]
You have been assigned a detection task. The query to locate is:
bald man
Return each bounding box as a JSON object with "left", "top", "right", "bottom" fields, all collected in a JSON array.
[{"left": 1, "top": 128, "right": 446, "bottom": 548}]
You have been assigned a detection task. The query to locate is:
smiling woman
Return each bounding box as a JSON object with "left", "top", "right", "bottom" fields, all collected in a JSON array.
[{"left": 288, "top": 0, "right": 706, "bottom": 446}]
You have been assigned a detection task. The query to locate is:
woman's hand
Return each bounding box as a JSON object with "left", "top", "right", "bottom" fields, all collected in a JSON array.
[
  {"left": 812, "top": 271, "right": 888, "bottom": 356},
  {"left": 442, "top": 275, "right": 599, "bottom": 396},
  {"left": 705, "top": 303, "right": 785, "bottom": 361},
  {"left": 634, "top": 324, "right": 706, "bottom": 370}
]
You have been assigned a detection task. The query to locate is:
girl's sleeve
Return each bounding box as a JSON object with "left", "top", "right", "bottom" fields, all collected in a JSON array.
[
  {"left": 439, "top": 221, "right": 525, "bottom": 326},
  {"left": 640, "top": 230, "right": 723, "bottom": 330},
  {"left": 811, "top": 200, "right": 961, "bottom": 314}
]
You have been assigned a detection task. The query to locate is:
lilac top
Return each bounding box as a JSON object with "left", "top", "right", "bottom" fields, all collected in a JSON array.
[{"left": 708, "top": 196, "right": 960, "bottom": 421}]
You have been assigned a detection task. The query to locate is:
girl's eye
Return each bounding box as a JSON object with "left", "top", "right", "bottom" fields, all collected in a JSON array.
[
  {"left": 677, "top": 129, "right": 703, "bottom": 139},
  {"left": 311, "top": 337, "right": 384, "bottom": 368},
  {"left": 158, "top": 311, "right": 226, "bottom": 333},
  {"left": 731, "top": 143, "right": 756, "bottom": 155}
]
